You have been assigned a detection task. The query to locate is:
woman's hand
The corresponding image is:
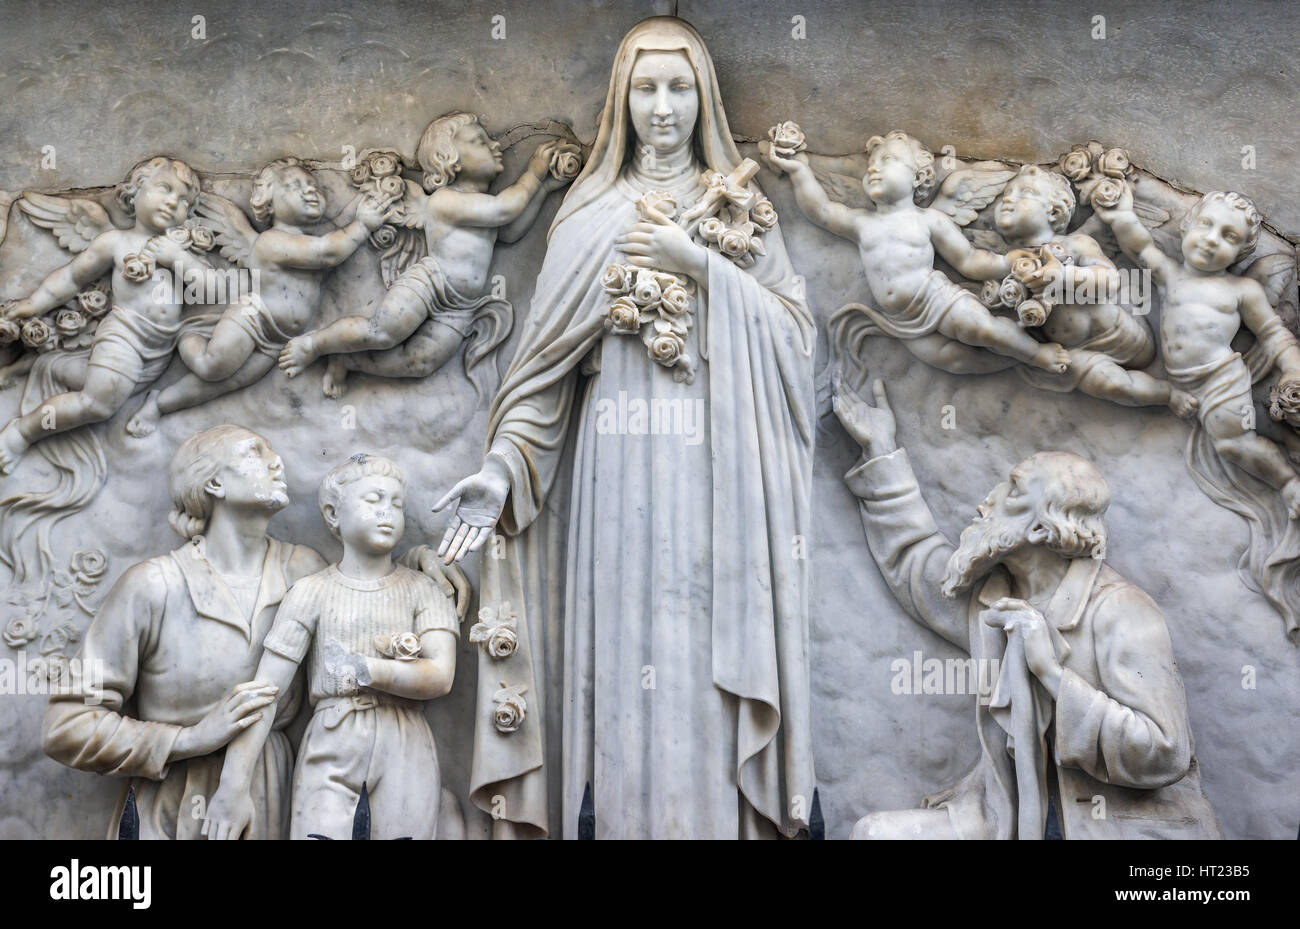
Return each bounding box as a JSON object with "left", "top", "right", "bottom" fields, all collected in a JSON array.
[
  {"left": 617, "top": 218, "right": 709, "bottom": 283},
  {"left": 432, "top": 456, "right": 512, "bottom": 564}
]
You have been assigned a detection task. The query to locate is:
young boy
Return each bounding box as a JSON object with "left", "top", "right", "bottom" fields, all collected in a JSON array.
[
  {"left": 765, "top": 130, "right": 1071, "bottom": 375},
  {"left": 126, "top": 158, "right": 393, "bottom": 436},
  {"left": 1095, "top": 187, "right": 1300, "bottom": 515},
  {"left": 0, "top": 157, "right": 209, "bottom": 473},
  {"left": 203, "top": 454, "right": 459, "bottom": 840},
  {"left": 278, "top": 112, "right": 575, "bottom": 396}
]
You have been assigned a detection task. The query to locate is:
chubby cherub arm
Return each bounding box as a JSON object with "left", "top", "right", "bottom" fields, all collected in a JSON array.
[
  {"left": 769, "top": 154, "right": 862, "bottom": 240},
  {"left": 366, "top": 628, "right": 457, "bottom": 700},
  {"left": 254, "top": 194, "right": 390, "bottom": 271},
  {"left": 1060, "top": 234, "right": 1122, "bottom": 294},
  {"left": 1239, "top": 278, "right": 1300, "bottom": 377},
  {"left": 1093, "top": 188, "right": 1176, "bottom": 282},
  {"left": 5, "top": 233, "right": 116, "bottom": 318},
  {"left": 928, "top": 210, "right": 1010, "bottom": 281},
  {"left": 499, "top": 141, "right": 571, "bottom": 243},
  {"left": 432, "top": 140, "right": 557, "bottom": 231}
]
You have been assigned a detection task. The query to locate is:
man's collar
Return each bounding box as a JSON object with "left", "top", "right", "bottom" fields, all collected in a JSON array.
[
  {"left": 170, "top": 536, "right": 288, "bottom": 640},
  {"left": 976, "top": 556, "right": 1102, "bottom": 631}
]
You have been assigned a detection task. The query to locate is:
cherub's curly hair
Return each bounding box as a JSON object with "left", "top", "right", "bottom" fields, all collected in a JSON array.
[
  {"left": 1012, "top": 164, "right": 1076, "bottom": 233},
  {"left": 1021, "top": 451, "right": 1111, "bottom": 560},
  {"left": 168, "top": 424, "right": 265, "bottom": 540},
  {"left": 415, "top": 112, "right": 480, "bottom": 193},
  {"left": 1181, "top": 191, "right": 1262, "bottom": 261},
  {"left": 117, "top": 156, "right": 200, "bottom": 216},
  {"left": 865, "top": 130, "right": 937, "bottom": 203},
  {"left": 318, "top": 453, "right": 406, "bottom": 540},
  {"left": 249, "top": 157, "right": 307, "bottom": 225}
]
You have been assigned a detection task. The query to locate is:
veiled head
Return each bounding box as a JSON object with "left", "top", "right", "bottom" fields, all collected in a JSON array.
[{"left": 549, "top": 17, "right": 743, "bottom": 237}]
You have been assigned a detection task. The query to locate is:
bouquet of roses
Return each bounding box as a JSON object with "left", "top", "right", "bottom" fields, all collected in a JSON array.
[
  {"left": 602, "top": 190, "right": 698, "bottom": 384},
  {"left": 980, "top": 243, "right": 1072, "bottom": 328},
  {"left": 1057, "top": 141, "right": 1134, "bottom": 212}
]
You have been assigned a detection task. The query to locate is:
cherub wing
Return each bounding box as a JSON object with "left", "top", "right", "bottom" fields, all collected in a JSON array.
[
  {"left": 194, "top": 192, "right": 258, "bottom": 267},
  {"left": 928, "top": 162, "right": 1016, "bottom": 226},
  {"left": 965, "top": 227, "right": 1011, "bottom": 252},
  {"left": 1245, "top": 251, "right": 1299, "bottom": 334},
  {"left": 16, "top": 192, "right": 115, "bottom": 253},
  {"left": 809, "top": 169, "right": 872, "bottom": 211}
]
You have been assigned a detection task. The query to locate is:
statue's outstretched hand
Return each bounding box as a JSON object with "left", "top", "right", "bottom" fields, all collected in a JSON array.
[
  {"left": 433, "top": 460, "right": 511, "bottom": 565},
  {"left": 832, "top": 373, "right": 897, "bottom": 459}
]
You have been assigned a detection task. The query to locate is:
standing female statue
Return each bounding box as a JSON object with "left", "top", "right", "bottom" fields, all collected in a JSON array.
[{"left": 436, "top": 16, "right": 816, "bottom": 839}]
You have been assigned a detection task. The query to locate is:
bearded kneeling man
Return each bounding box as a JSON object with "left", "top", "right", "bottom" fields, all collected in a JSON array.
[{"left": 833, "top": 377, "right": 1223, "bottom": 840}]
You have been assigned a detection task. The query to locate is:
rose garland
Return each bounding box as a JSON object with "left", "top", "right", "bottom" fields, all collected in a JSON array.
[
  {"left": 2, "top": 548, "right": 108, "bottom": 685},
  {"left": 548, "top": 143, "right": 583, "bottom": 182},
  {"left": 679, "top": 157, "right": 777, "bottom": 267},
  {"left": 373, "top": 631, "right": 422, "bottom": 661},
  {"left": 1058, "top": 142, "right": 1134, "bottom": 212},
  {"left": 347, "top": 149, "right": 410, "bottom": 250},
  {"left": 492, "top": 681, "right": 528, "bottom": 733},
  {"left": 469, "top": 602, "right": 518, "bottom": 659},
  {"left": 119, "top": 221, "right": 215, "bottom": 286},
  {"left": 0, "top": 282, "right": 113, "bottom": 355},
  {"left": 603, "top": 190, "right": 698, "bottom": 384},
  {"left": 980, "top": 243, "right": 1072, "bottom": 328}
]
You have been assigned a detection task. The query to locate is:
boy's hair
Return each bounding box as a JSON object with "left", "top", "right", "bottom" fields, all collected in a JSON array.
[
  {"left": 249, "top": 157, "right": 308, "bottom": 225},
  {"left": 415, "top": 112, "right": 480, "bottom": 193},
  {"left": 318, "top": 453, "right": 406, "bottom": 539},
  {"left": 168, "top": 424, "right": 264, "bottom": 540},
  {"left": 865, "top": 130, "right": 937, "bottom": 203},
  {"left": 1011, "top": 164, "right": 1076, "bottom": 234},
  {"left": 117, "top": 156, "right": 200, "bottom": 216},
  {"left": 1182, "top": 191, "right": 1261, "bottom": 260}
]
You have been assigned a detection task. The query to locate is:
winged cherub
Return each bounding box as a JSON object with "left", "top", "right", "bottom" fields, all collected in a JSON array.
[
  {"left": 126, "top": 158, "right": 394, "bottom": 436},
  {"left": 765, "top": 127, "right": 1071, "bottom": 374},
  {"left": 0, "top": 157, "right": 213, "bottom": 473}
]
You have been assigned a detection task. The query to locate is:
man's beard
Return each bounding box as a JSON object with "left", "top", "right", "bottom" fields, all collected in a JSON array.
[{"left": 940, "top": 514, "right": 1032, "bottom": 599}]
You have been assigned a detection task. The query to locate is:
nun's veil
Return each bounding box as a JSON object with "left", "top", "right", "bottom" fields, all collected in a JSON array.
[{"left": 548, "top": 16, "right": 743, "bottom": 239}]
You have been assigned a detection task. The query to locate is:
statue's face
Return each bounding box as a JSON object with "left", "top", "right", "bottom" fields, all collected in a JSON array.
[
  {"left": 941, "top": 463, "right": 1041, "bottom": 596},
  {"left": 333, "top": 474, "right": 405, "bottom": 555},
  {"left": 134, "top": 166, "right": 194, "bottom": 232},
  {"left": 273, "top": 166, "right": 324, "bottom": 224},
  {"left": 996, "top": 177, "right": 1053, "bottom": 239},
  {"left": 863, "top": 138, "right": 918, "bottom": 204},
  {"left": 212, "top": 434, "right": 289, "bottom": 514},
  {"left": 627, "top": 49, "right": 699, "bottom": 156},
  {"left": 455, "top": 122, "right": 504, "bottom": 182},
  {"left": 1181, "top": 200, "right": 1247, "bottom": 272}
]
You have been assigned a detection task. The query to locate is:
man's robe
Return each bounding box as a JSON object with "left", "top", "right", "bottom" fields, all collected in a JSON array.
[
  {"left": 42, "top": 536, "right": 324, "bottom": 839},
  {"left": 846, "top": 448, "right": 1222, "bottom": 839}
]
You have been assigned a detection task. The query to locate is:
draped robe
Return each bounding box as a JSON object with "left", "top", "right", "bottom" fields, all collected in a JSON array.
[{"left": 464, "top": 20, "right": 817, "bottom": 837}]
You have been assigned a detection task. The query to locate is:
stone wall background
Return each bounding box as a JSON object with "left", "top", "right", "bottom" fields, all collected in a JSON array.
[{"left": 0, "top": 0, "right": 1296, "bottom": 839}]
